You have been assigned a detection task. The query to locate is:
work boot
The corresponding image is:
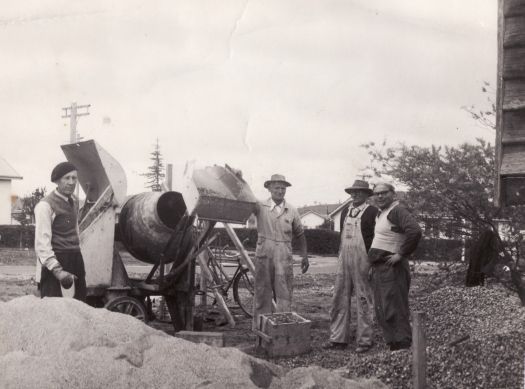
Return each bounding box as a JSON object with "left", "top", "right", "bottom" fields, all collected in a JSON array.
[
  {"left": 322, "top": 341, "right": 347, "bottom": 350},
  {"left": 389, "top": 341, "right": 411, "bottom": 351},
  {"left": 355, "top": 345, "right": 372, "bottom": 354}
]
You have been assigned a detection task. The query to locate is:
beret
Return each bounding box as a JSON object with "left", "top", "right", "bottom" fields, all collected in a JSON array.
[{"left": 51, "top": 162, "right": 77, "bottom": 182}]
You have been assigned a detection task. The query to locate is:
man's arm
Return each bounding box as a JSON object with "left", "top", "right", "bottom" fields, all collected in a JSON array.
[
  {"left": 361, "top": 205, "right": 378, "bottom": 252},
  {"left": 292, "top": 208, "right": 309, "bottom": 273},
  {"left": 34, "top": 201, "right": 77, "bottom": 287},
  {"left": 387, "top": 206, "right": 422, "bottom": 256},
  {"left": 385, "top": 205, "right": 422, "bottom": 266},
  {"left": 34, "top": 202, "right": 60, "bottom": 271}
]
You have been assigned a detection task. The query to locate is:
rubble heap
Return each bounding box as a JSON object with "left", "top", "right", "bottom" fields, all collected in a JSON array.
[{"left": 0, "top": 296, "right": 386, "bottom": 389}]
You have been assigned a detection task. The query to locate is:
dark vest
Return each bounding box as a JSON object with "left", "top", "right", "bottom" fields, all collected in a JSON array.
[{"left": 42, "top": 191, "right": 80, "bottom": 252}]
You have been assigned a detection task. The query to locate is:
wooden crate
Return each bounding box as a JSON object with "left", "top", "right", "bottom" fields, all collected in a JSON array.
[{"left": 254, "top": 312, "right": 311, "bottom": 357}]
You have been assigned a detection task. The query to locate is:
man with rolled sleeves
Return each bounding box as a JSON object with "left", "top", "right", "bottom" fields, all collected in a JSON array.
[
  {"left": 35, "top": 162, "right": 86, "bottom": 302},
  {"left": 324, "top": 179, "right": 378, "bottom": 352},
  {"left": 368, "top": 183, "right": 422, "bottom": 351},
  {"left": 252, "top": 174, "right": 309, "bottom": 329}
]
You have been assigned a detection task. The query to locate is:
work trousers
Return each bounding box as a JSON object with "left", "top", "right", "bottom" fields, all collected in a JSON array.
[
  {"left": 252, "top": 239, "right": 293, "bottom": 329},
  {"left": 40, "top": 251, "right": 87, "bottom": 302},
  {"left": 371, "top": 258, "right": 411, "bottom": 346},
  {"left": 329, "top": 216, "right": 374, "bottom": 346}
]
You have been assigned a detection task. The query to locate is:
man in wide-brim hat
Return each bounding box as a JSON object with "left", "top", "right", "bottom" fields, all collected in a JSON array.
[
  {"left": 323, "top": 179, "right": 378, "bottom": 352},
  {"left": 252, "top": 173, "right": 309, "bottom": 330},
  {"left": 34, "top": 161, "right": 86, "bottom": 302}
]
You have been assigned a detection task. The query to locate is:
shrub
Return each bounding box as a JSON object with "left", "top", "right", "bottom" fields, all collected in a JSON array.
[{"left": 0, "top": 225, "right": 35, "bottom": 248}]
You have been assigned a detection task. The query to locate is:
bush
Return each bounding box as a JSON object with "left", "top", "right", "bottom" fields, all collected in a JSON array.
[
  {"left": 413, "top": 238, "right": 464, "bottom": 262},
  {"left": 0, "top": 225, "right": 35, "bottom": 248}
]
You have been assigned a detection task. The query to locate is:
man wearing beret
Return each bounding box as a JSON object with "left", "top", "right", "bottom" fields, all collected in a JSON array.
[
  {"left": 324, "top": 180, "right": 378, "bottom": 352},
  {"left": 252, "top": 174, "right": 309, "bottom": 330},
  {"left": 35, "top": 162, "right": 86, "bottom": 301}
]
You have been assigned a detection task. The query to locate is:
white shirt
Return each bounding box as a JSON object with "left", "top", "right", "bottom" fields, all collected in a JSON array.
[
  {"left": 270, "top": 199, "right": 284, "bottom": 215},
  {"left": 34, "top": 190, "right": 76, "bottom": 281}
]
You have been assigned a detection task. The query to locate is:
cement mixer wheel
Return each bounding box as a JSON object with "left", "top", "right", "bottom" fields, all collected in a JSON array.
[{"left": 104, "top": 296, "right": 147, "bottom": 323}]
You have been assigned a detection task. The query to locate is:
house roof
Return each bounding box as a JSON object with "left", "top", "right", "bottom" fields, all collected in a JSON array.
[
  {"left": 298, "top": 203, "right": 341, "bottom": 216},
  {"left": 300, "top": 210, "right": 329, "bottom": 220},
  {"left": 328, "top": 198, "right": 353, "bottom": 218},
  {"left": 0, "top": 157, "right": 22, "bottom": 180}
]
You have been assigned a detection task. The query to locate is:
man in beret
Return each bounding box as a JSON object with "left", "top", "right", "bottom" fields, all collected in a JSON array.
[
  {"left": 324, "top": 180, "right": 378, "bottom": 352},
  {"left": 369, "top": 183, "right": 422, "bottom": 351},
  {"left": 252, "top": 174, "right": 309, "bottom": 330},
  {"left": 34, "top": 162, "right": 86, "bottom": 301}
]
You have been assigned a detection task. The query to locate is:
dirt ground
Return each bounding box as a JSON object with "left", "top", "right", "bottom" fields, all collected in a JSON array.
[{"left": 2, "top": 248, "right": 524, "bottom": 388}]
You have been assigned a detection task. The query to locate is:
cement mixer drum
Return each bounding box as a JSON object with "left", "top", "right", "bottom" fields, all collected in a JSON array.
[{"left": 118, "top": 191, "right": 191, "bottom": 265}]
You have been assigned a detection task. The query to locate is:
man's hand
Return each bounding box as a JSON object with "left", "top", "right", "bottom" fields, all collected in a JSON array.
[
  {"left": 301, "top": 256, "right": 309, "bottom": 274},
  {"left": 385, "top": 253, "right": 403, "bottom": 267},
  {"left": 51, "top": 266, "right": 77, "bottom": 289}
]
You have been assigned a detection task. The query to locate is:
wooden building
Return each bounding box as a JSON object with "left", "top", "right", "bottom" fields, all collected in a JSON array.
[{"left": 496, "top": 0, "right": 525, "bottom": 206}]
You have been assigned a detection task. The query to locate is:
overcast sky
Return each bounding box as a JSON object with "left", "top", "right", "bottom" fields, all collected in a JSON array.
[{"left": 1, "top": 0, "right": 497, "bottom": 206}]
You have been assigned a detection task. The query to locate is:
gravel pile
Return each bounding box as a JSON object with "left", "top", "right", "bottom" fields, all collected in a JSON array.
[
  {"left": 349, "top": 284, "right": 525, "bottom": 388},
  {"left": 0, "top": 296, "right": 386, "bottom": 389}
]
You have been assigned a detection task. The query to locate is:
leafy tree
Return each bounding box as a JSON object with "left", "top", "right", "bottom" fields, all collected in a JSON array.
[
  {"left": 13, "top": 187, "right": 47, "bottom": 225},
  {"left": 362, "top": 139, "right": 525, "bottom": 304},
  {"left": 142, "top": 138, "right": 165, "bottom": 192}
]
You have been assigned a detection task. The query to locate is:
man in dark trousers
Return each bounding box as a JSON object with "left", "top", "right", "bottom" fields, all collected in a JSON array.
[
  {"left": 368, "top": 183, "right": 422, "bottom": 351},
  {"left": 324, "top": 180, "right": 378, "bottom": 352},
  {"left": 34, "top": 162, "right": 86, "bottom": 301}
]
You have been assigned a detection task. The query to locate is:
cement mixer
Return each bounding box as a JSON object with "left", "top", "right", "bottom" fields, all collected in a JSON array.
[{"left": 61, "top": 139, "right": 256, "bottom": 332}]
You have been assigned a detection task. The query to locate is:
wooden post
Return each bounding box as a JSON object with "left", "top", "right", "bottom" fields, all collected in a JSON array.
[
  {"left": 412, "top": 311, "right": 427, "bottom": 389},
  {"left": 223, "top": 223, "right": 255, "bottom": 273}
]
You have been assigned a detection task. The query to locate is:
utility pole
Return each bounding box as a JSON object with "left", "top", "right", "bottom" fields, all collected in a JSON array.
[
  {"left": 61, "top": 102, "right": 91, "bottom": 143},
  {"left": 358, "top": 172, "right": 372, "bottom": 181},
  {"left": 61, "top": 102, "right": 90, "bottom": 199}
]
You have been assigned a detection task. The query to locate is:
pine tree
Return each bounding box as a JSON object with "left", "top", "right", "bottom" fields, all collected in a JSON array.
[{"left": 142, "top": 138, "right": 165, "bottom": 192}]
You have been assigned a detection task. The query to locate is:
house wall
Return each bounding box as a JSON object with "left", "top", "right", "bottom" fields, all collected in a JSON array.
[
  {"left": 0, "top": 179, "right": 12, "bottom": 224},
  {"left": 300, "top": 213, "right": 326, "bottom": 229},
  {"left": 332, "top": 212, "right": 343, "bottom": 232}
]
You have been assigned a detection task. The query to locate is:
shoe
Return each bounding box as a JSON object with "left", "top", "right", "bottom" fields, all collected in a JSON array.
[
  {"left": 389, "top": 341, "right": 411, "bottom": 351},
  {"left": 322, "top": 341, "right": 347, "bottom": 350},
  {"left": 355, "top": 345, "right": 372, "bottom": 353}
]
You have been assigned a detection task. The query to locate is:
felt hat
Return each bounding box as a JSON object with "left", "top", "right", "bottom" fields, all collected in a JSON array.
[
  {"left": 264, "top": 174, "right": 291, "bottom": 188},
  {"left": 51, "top": 162, "right": 77, "bottom": 182},
  {"left": 344, "top": 179, "right": 373, "bottom": 195}
]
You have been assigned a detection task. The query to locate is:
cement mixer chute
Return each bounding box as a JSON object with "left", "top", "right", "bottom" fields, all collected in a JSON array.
[{"left": 61, "top": 139, "right": 127, "bottom": 206}]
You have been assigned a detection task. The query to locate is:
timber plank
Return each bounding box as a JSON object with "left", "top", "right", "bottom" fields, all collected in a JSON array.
[
  {"left": 502, "top": 110, "right": 525, "bottom": 139},
  {"left": 504, "top": 0, "right": 525, "bottom": 17},
  {"left": 503, "top": 79, "right": 525, "bottom": 110},
  {"left": 504, "top": 16, "right": 525, "bottom": 47},
  {"left": 500, "top": 145, "right": 525, "bottom": 175},
  {"left": 503, "top": 47, "right": 525, "bottom": 79}
]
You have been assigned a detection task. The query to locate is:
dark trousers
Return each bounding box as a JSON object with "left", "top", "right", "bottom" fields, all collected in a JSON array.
[
  {"left": 371, "top": 258, "right": 412, "bottom": 346},
  {"left": 40, "top": 251, "right": 87, "bottom": 302}
]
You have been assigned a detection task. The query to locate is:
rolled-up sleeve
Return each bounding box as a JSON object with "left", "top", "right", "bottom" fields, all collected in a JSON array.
[{"left": 34, "top": 202, "right": 60, "bottom": 270}]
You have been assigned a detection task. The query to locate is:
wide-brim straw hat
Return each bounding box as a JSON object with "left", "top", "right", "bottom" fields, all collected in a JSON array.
[
  {"left": 264, "top": 174, "right": 292, "bottom": 188},
  {"left": 344, "top": 179, "right": 373, "bottom": 195}
]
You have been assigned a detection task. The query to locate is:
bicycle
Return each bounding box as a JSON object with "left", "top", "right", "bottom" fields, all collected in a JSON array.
[{"left": 197, "top": 241, "right": 255, "bottom": 318}]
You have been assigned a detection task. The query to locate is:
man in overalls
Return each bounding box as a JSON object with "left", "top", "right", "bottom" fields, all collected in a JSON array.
[
  {"left": 252, "top": 174, "right": 309, "bottom": 330},
  {"left": 324, "top": 180, "right": 378, "bottom": 352},
  {"left": 368, "top": 183, "right": 422, "bottom": 351}
]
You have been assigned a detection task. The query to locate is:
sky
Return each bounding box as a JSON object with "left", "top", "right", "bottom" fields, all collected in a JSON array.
[{"left": 0, "top": 0, "right": 497, "bottom": 207}]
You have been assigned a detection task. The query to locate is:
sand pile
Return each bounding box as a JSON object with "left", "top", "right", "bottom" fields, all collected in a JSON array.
[{"left": 0, "top": 296, "right": 386, "bottom": 389}]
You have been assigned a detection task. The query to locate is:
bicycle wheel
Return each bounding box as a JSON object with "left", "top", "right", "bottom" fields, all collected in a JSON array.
[{"left": 233, "top": 268, "right": 255, "bottom": 318}]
